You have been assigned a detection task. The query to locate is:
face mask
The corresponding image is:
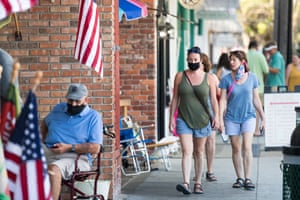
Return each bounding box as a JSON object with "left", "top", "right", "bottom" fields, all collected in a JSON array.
[
  {"left": 235, "top": 64, "right": 245, "bottom": 81},
  {"left": 188, "top": 62, "right": 200, "bottom": 71},
  {"left": 67, "top": 104, "right": 86, "bottom": 115}
]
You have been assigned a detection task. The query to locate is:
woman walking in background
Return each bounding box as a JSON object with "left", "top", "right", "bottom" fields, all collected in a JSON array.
[
  {"left": 169, "top": 46, "right": 219, "bottom": 195},
  {"left": 200, "top": 53, "right": 220, "bottom": 182},
  {"left": 286, "top": 53, "right": 300, "bottom": 91},
  {"left": 219, "top": 50, "right": 265, "bottom": 190},
  {"left": 216, "top": 52, "right": 231, "bottom": 80}
]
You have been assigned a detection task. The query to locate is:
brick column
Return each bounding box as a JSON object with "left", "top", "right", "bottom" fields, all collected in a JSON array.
[{"left": 0, "top": 0, "right": 121, "bottom": 199}]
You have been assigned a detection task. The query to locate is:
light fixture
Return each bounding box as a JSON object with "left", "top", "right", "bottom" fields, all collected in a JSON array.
[{"left": 157, "top": 1, "right": 174, "bottom": 38}]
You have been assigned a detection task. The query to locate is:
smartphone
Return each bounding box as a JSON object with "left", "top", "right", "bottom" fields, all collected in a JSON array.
[
  {"left": 221, "top": 132, "right": 229, "bottom": 143},
  {"left": 260, "top": 127, "right": 265, "bottom": 136},
  {"left": 50, "top": 145, "right": 58, "bottom": 149}
]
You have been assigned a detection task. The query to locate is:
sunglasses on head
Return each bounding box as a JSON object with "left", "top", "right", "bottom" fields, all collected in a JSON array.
[{"left": 187, "top": 47, "right": 201, "bottom": 54}]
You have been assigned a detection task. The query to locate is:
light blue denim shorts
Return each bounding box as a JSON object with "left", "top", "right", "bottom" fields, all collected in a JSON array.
[
  {"left": 176, "top": 118, "right": 211, "bottom": 138},
  {"left": 225, "top": 118, "right": 256, "bottom": 136}
]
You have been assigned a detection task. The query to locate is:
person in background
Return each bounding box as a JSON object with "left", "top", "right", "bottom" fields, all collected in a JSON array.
[
  {"left": 169, "top": 46, "right": 219, "bottom": 195},
  {"left": 216, "top": 52, "right": 231, "bottom": 80},
  {"left": 290, "top": 124, "right": 300, "bottom": 146},
  {"left": 200, "top": 52, "right": 219, "bottom": 182},
  {"left": 264, "top": 41, "right": 286, "bottom": 91},
  {"left": 0, "top": 48, "right": 21, "bottom": 104},
  {"left": 219, "top": 50, "right": 265, "bottom": 190},
  {"left": 247, "top": 39, "right": 269, "bottom": 136},
  {"left": 286, "top": 53, "right": 300, "bottom": 92},
  {"left": 40, "top": 83, "right": 103, "bottom": 200}
]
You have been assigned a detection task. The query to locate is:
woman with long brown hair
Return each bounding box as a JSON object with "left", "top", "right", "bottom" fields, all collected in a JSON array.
[{"left": 219, "top": 50, "right": 265, "bottom": 190}]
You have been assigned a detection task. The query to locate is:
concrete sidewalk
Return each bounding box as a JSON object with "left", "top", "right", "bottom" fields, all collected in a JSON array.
[{"left": 121, "top": 135, "right": 283, "bottom": 200}]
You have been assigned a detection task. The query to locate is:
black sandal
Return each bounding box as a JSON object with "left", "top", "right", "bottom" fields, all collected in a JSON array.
[
  {"left": 176, "top": 182, "right": 192, "bottom": 195},
  {"left": 232, "top": 178, "right": 244, "bottom": 188},
  {"left": 206, "top": 172, "right": 217, "bottom": 182},
  {"left": 244, "top": 178, "right": 255, "bottom": 190},
  {"left": 193, "top": 183, "right": 204, "bottom": 194}
]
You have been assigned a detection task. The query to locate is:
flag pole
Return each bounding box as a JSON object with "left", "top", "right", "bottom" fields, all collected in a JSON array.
[
  {"left": 31, "top": 71, "right": 43, "bottom": 93},
  {"left": 13, "top": 13, "right": 22, "bottom": 41},
  {"left": 10, "top": 61, "right": 20, "bottom": 83}
]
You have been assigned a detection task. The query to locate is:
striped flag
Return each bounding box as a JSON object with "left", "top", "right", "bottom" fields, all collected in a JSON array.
[
  {"left": 74, "top": 0, "right": 103, "bottom": 77},
  {"left": 0, "top": 0, "right": 38, "bottom": 20},
  {"left": 0, "top": 139, "right": 11, "bottom": 200},
  {"left": 5, "top": 91, "right": 52, "bottom": 200}
]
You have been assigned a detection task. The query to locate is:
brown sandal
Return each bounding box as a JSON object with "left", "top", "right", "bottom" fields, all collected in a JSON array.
[{"left": 193, "top": 183, "right": 203, "bottom": 194}]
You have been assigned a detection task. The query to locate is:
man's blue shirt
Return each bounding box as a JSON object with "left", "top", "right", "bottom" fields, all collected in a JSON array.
[{"left": 44, "top": 102, "right": 103, "bottom": 164}]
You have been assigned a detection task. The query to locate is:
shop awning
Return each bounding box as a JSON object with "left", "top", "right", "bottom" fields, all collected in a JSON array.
[{"left": 119, "top": 0, "right": 148, "bottom": 22}]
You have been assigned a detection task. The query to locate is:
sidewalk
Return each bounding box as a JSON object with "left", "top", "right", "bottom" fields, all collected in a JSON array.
[{"left": 121, "top": 135, "right": 283, "bottom": 200}]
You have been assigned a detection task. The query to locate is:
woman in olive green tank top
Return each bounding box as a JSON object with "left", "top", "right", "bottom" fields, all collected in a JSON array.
[{"left": 169, "top": 46, "right": 219, "bottom": 195}]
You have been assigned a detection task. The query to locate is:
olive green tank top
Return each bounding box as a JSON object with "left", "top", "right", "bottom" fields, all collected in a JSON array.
[{"left": 177, "top": 72, "right": 210, "bottom": 129}]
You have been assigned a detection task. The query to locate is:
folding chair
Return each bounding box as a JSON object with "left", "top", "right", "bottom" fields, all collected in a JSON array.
[
  {"left": 61, "top": 125, "right": 115, "bottom": 200},
  {"left": 147, "top": 136, "right": 179, "bottom": 171},
  {"left": 120, "top": 119, "right": 152, "bottom": 176}
]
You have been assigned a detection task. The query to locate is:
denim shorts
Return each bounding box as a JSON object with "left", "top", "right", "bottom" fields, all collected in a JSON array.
[
  {"left": 225, "top": 118, "right": 256, "bottom": 136},
  {"left": 176, "top": 118, "right": 211, "bottom": 138}
]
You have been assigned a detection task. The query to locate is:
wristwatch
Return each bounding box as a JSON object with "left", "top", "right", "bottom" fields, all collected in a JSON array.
[{"left": 71, "top": 144, "right": 76, "bottom": 152}]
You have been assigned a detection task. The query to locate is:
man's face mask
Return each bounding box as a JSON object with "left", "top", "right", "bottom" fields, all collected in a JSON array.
[{"left": 67, "top": 104, "right": 86, "bottom": 115}]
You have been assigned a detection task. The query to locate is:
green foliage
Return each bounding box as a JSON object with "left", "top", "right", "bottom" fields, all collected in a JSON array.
[{"left": 238, "top": 0, "right": 274, "bottom": 43}]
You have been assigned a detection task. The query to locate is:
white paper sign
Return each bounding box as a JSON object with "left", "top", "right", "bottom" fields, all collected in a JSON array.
[{"left": 264, "top": 93, "right": 300, "bottom": 148}]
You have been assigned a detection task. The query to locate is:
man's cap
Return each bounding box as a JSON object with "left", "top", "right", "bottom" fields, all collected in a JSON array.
[{"left": 66, "top": 83, "right": 88, "bottom": 100}]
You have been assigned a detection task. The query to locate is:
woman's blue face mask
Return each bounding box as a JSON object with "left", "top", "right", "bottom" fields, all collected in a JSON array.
[{"left": 235, "top": 64, "right": 245, "bottom": 81}]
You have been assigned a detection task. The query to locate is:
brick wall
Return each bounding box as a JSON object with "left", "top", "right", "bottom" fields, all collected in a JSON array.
[
  {"left": 0, "top": 0, "right": 121, "bottom": 199},
  {"left": 119, "top": 0, "right": 156, "bottom": 141}
]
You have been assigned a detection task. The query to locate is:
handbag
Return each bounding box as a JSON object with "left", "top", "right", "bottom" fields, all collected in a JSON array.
[{"left": 183, "top": 71, "right": 213, "bottom": 126}]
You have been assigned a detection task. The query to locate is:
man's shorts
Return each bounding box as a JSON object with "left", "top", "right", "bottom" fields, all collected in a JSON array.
[
  {"left": 43, "top": 145, "right": 90, "bottom": 180},
  {"left": 176, "top": 118, "right": 211, "bottom": 138},
  {"left": 225, "top": 118, "right": 256, "bottom": 136}
]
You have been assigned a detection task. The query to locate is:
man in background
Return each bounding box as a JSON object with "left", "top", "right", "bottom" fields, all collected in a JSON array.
[
  {"left": 247, "top": 39, "right": 269, "bottom": 136},
  {"left": 264, "top": 41, "right": 286, "bottom": 91}
]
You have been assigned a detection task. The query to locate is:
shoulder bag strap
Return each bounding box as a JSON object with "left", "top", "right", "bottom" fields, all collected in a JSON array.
[
  {"left": 183, "top": 71, "right": 212, "bottom": 124},
  {"left": 227, "top": 80, "right": 237, "bottom": 99}
]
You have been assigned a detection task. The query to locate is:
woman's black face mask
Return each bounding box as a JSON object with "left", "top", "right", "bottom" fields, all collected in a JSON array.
[
  {"left": 188, "top": 62, "right": 200, "bottom": 71},
  {"left": 67, "top": 104, "right": 86, "bottom": 115}
]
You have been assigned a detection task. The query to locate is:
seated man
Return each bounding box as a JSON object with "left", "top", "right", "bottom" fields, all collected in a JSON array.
[{"left": 41, "top": 83, "right": 103, "bottom": 200}]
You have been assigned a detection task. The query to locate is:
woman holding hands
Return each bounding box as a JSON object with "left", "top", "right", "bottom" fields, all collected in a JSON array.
[{"left": 219, "top": 50, "right": 265, "bottom": 190}]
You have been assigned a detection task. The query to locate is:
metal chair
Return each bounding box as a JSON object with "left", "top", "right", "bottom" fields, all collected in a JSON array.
[
  {"left": 120, "top": 123, "right": 152, "bottom": 176},
  {"left": 147, "top": 136, "right": 179, "bottom": 171},
  {"left": 61, "top": 125, "right": 114, "bottom": 200}
]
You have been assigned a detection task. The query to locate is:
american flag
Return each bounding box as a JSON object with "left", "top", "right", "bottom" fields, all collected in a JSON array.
[
  {"left": 0, "top": 0, "right": 38, "bottom": 20},
  {"left": 5, "top": 91, "right": 52, "bottom": 200},
  {"left": 74, "top": 0, "right": 103, "bottom": 77},
  {"left": 0, "top": 139, "right": 11, "bottom": 200}
]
